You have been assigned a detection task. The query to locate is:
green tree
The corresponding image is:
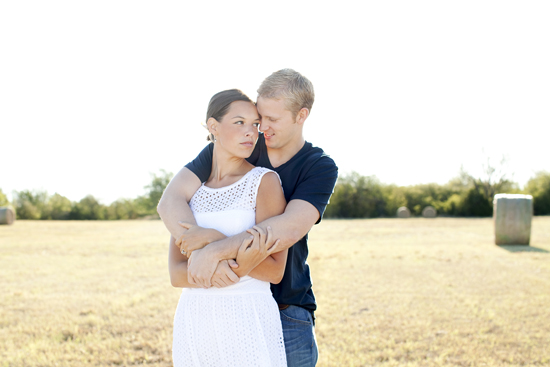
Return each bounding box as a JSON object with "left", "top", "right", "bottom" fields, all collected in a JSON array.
[
  {"left": 0, "top": 189, "right": 8, "bottom": 207},
  {"left": 13, "top": 190, "right": 49, "bottom": 219},
  {"left": 524, "top": 171, "right": 550, "bottom": 215},
  {"left": 70, "top": 195, "right": 106, "bottom": 220},
  {"left": 143, "top": 170, "right": 174, "bottom": 213},
  {"left": 106, "top": 198, "right": 143, "bottom": 220},
  {"left": 324, "top": 172, "right": 386, "bottom": 218},
  {"left": 48, "top": 193, "right": 73, "bottom": 220}
]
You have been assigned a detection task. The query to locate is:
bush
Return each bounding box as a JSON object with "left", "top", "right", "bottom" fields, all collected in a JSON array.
[{"left": 524, "top": 171, "right": 550, "bottom": 215}]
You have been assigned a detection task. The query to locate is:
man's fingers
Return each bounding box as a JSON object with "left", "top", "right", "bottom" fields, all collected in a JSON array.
[
  {"left": 225, "top": 268, "right": 239, "bottom": 283},
  {"left": 228, "top": 259, "right": 239, "bottom": 268}
]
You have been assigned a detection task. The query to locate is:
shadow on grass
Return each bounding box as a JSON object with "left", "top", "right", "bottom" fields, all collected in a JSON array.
[{"left": 498, "top": 245, "right": 549, "bottom": 253}]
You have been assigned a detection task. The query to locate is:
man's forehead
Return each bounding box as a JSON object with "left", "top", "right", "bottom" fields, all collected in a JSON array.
[{"left": 256, "top": 96, "right": 289, "bottom": 114}]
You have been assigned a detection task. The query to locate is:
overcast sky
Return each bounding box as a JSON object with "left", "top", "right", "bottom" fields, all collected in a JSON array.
[{"left": 1, "top": 1, "right": 549, "bottom": 204}]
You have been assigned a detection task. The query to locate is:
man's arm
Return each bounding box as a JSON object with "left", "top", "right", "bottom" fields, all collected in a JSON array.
[
  {"left": 157, "top": 167, "right": 201, "bottom": 241},
  {"left": 187, "top": 155, "right": 338, "bottom": 288},
  {"left": 187, "top": 199, "right": 319, "bottom": 287}
]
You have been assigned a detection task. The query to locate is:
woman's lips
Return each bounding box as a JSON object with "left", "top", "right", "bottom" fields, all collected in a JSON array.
[{"left": 240, "top": 142, "right": 253, "bottom": 147}]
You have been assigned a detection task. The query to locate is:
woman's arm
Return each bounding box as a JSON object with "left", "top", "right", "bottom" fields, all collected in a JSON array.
[
  {"left": 233, "top": 172, "right": 288, "bottom": 284},
  {"left": 169, "top": 235, "right": 239, "bottom": 288},
  {"left": 168, "top": 235, "right": 199, "bottom": 288}
]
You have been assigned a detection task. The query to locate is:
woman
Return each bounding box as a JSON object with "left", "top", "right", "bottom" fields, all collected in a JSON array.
[{"left": 169, "top": 89, "right": 288, "bottom": 367}]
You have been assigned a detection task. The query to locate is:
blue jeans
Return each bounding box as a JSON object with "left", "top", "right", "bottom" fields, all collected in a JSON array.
[{"left": 280, "top": 305, "right": 318, "bottom": 367}]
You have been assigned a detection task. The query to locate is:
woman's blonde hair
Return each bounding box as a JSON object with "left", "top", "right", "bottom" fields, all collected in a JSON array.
[{"left": 257, "top": 69, "right": 314, "bottom": 117}]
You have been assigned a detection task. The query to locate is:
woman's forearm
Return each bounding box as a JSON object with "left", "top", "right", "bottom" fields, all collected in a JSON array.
[{"left": 240, "top": 250, "right": 288, "bottom": 284}]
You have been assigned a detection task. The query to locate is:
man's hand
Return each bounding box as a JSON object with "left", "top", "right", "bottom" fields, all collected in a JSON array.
[
  {"left": 211, "top": 260, "right": 240, "bottom": 288},
  {"left": 176, "top": 222, "right": 226, "bottom": 256},
  {"left": 187, "top": 247, "right": 221, "bottom": 288},
  {"left": 235, "top": 226, "right": 282, "bottom": 277}
]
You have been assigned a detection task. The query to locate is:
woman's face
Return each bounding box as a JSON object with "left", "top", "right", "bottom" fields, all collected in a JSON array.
[{"left": 211, "top": 101, "right": 260, "bottom": 158}]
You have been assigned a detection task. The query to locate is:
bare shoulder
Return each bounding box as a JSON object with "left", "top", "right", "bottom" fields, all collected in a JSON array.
[
  {"left": 258, "top": 171, "right": 282, "bottom": 192},
  {"left": 256, "top": 171, "right": 285, "bottom": 222}
]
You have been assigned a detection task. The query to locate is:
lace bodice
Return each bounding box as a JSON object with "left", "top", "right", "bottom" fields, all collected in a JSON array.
[{"left": 190, "top": 167, "right": 278, "bottom": 215}]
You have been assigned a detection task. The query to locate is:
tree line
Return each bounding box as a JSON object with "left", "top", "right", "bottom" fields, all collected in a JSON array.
[
  {"left": 0, "top": 170, "right": 173, "bottom": 220},
  {"left": 324, "top": 169, "right": 550, "bottom": 218},
  {"left": 2, "top": 168, "right": 549, "bottom": 220}
]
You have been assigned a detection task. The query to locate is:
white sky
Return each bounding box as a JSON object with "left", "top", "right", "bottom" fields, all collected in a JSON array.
[{"left": 1, "top": 1, "right": 549, "bottom": 204}]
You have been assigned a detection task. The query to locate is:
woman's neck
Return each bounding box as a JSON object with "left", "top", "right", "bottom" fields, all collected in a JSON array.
[{"left": 207, "top": 145, "right": 253, "bottom": 188}]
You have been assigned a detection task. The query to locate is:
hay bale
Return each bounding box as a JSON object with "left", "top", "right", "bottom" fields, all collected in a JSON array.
[
  {"left": 422, "top": 206, "right": 437, "bottom": 218},
  {"left": 397, "top": 207, "right": 411, "bottom": 218},
  {"left": 494, "top": 194, "right": 533, "bottom": 245},
  {"left": 0, "top": 207, "right": 15, "bottom": 225}
]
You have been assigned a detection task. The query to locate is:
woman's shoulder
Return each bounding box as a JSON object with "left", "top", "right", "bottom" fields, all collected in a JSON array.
[{"left": 249, "top": 167, "right": 281, "bottom": 185}]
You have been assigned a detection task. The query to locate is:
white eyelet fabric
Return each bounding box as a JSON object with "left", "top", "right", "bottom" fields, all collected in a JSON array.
[{"left": 173, "top": 167, "right": 287, "bottom": 367}]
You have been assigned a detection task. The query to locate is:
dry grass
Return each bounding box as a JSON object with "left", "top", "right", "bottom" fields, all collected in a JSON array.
[{"left": 1, "top": 217, "right": 549, "bottom": 366}]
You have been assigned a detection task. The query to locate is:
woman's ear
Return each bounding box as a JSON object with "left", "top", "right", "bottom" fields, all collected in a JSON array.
[{"left": 207, "top": 117, "right": 218, "bottom": 136}]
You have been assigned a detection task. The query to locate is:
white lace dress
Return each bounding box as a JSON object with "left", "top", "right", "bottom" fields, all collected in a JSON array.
[{"left": 172, "top": 167, "right": 287, "bottom": 367}]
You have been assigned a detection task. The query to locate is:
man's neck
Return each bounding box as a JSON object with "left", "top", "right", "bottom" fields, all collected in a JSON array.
[{"left": 266, "top": 136, "right": 306, "bottom": 168}]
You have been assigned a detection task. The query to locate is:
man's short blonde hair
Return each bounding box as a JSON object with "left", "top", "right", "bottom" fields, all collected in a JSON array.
[{"left": 257, "top": 69, "right": 314, "bottom": 117}]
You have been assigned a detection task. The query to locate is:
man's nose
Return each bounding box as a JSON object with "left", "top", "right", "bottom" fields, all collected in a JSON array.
[{"left": 259, "top": 121, "right": 268, "bottom": 132}]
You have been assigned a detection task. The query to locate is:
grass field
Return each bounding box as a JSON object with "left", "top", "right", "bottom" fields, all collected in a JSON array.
[{"left": 1, "top": 218, "right": 549, "bottom": 367}]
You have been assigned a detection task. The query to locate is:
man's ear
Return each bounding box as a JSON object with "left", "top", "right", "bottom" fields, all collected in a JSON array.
[{"left": 295, "top": 108, "right": 310, "bottom": 125}]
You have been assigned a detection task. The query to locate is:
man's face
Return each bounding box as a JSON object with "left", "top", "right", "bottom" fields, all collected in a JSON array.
[{"left": 256, "top": 96, "right": 300, "bottom": 150}]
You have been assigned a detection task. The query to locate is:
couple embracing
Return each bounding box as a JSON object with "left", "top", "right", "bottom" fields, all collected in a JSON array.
[{"left": 158, "top": 69, "right": 338, "bottom": 367}]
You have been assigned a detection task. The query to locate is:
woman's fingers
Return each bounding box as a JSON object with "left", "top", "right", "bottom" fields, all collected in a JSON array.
[
  {"left": 238, "top": 236, "right": 253, "bottom": 256},
  {"left": 267, "top": 239, "right": 282, "bottom": 255},
  {"left": 178, "top": 221, "right": 194, "bottom": 230},
  {"left": 265, "top": 226, "right": 273, "bottom": 247},
  {"left": 251, "top": 228, "right": 260, "bottom": 249},
  {"left": 252, "top": 226, "right": 266, "bottom": 246}
]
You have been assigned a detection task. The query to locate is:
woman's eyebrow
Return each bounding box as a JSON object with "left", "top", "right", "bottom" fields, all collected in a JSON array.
[{"left": 230, "top": 115, "right": 246, "bottom": 119}]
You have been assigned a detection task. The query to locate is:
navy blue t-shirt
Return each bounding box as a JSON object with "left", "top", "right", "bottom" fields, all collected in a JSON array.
[{"left": 185, "top": 133, "right": 338, "bottom": 312}]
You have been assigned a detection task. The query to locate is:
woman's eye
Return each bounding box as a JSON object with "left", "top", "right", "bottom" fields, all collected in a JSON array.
[
  {"left": 253, "top": 123, "right": 260, "bottom": 127},
  {"left": 234, "top": 121, "right": 244, "bottom": 125}
]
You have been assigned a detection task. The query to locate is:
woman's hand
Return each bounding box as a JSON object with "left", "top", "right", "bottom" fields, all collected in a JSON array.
[
  {"left": 235, "top": 226, "right": 281, "bottom": 277},
  {"left": 176, "top": 222, "right": 226, "bottom": 256},
  {"left": 211, "top": 260, "right": 240, "bottom": 288}
]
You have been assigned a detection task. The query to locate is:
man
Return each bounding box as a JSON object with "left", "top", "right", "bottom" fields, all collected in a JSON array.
[{"left": 158, "top": 68, "right": 338, "bottom": 366}]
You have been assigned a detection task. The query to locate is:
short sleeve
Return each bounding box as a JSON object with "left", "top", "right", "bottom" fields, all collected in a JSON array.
[
  {"left": 185, "top": 143, "right": 214, "bottom": 183},
  {"left": 290, "top": 155, "right": 338, "bottom": 224}
]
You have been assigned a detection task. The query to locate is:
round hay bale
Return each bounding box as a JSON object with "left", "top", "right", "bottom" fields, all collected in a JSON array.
[
  {"left": 0, "top": 207, "right": 15, "bottom": 225},
  {"left": 396, "top": 206, "right": 411, "bottom": 218},
  {"left": 422, "top": 206, "right": 437, "bottom": 218},
  {"left": 493, "top": 194, "right": 532, "bottom": 245}
]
